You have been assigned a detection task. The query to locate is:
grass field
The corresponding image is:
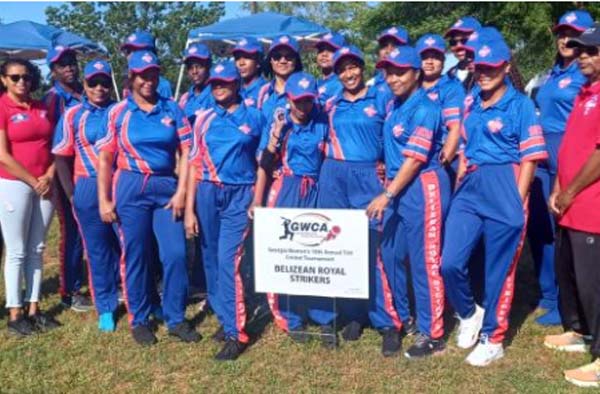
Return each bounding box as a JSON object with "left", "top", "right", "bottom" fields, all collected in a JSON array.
[{"left": 0, "top": 219, "right": 594, "bottom": 394}]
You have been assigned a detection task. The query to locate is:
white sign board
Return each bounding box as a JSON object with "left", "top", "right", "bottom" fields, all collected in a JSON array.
[{"left": 253, "top": 207, "right": 369, "bottom": 299}]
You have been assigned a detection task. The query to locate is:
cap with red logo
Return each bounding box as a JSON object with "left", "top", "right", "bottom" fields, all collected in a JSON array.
[
  {"left": 333, "top": 45, "right": 365, "bottom": 73},
  {"left": 207, "top": 61, "right": 240, "bottom": 84},
  {"left": 46, "top": 45, "right": 76, "bottom": 65},
  {"left": 378, "top": 26, "right": 409, "bottom": 46},
  {"left": 285, "top": 72, "right": 318, "bottom": 101},
  {"left": 128, "top": 51, "right": 160, "bottom": 73},
  {"left": 84, "top": 59, "right": 112, "bottom": 80},
  {"left": 416, "top": 34, "right": 446, "bottom": 55},
  {"left": 121, "top": 30, "right": 156, "bottom": 52},
  {"left": 445, "top": 16, "right": 481, "bottom": 37},
  {"left": 268, "top": 34, "right": 300, "bottom": 55},
  {"left": 553, "top": 10, "right": 594, "bottom": 33},
  {"left": 473, "top": 37, "right": 511, "bottom": 67}
]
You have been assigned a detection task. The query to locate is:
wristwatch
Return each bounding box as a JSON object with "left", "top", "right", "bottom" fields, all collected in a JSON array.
[{"left": 384, "top": 190, "right": 394, "bottom": 200}]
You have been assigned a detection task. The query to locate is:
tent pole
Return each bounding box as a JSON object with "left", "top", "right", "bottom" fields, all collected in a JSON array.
[
  {"left": 175, "top": 39, "right": 191, "bottom": 101},
  {"left": 111, "top": 66, "right": 121, "bottom": 101}
]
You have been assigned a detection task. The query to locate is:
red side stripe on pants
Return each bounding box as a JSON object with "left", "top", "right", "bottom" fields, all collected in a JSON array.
[
  {"left": 421, "top": 171, "right": 445, "bottom": 339},
  {"left": 376, "top": 246, "right": 403, "bottom": 330},
  {"left": 70, "top": 200, "right": 97, "bottom": 309},
  {"left": 234, "top": 226, "right": 251, "bottom": 343}
]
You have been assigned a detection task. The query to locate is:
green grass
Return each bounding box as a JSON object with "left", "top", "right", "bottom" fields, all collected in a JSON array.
[{"left": 0, "top": 219, "right": 594, "bottom": 393}]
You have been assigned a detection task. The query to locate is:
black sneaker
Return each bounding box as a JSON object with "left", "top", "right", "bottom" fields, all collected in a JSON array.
[
  {"left": 212, "top": 326, "right": 225, "bottom": 343},
  {"left": 214, "top": 338, "right": 247, "bottom": 361},
  {"left": 132, "top": 325, "right": 157, "bottom": 346},
  {"left": 403, "top": 317, "right": 418, "bottom": 336},
  {"left": 168, "top": 321, "right": 201, "bottom": 343},
  {"left": 71, "top": 294, "right": 94, "bottom": 313},
  {"left": 320, "top": 325, "right": 339, "bottom": 349},
  {"left": 404, "top": 333, "right": 446, "bottom": 359},
  {"left": 381, "top": 328, "right": 402, "bottom": 357},
  {"left": 288, "top": 326, "right": 310, "bottom": 343},
  {"left": 341, "top": 320, "right": 363, "bottom": 341},
  {"left": 7, "top": 317, "right": 35, "bottom": 337},
  {"left": 29, "top": 313, "right": 61, "bottom": 332}
]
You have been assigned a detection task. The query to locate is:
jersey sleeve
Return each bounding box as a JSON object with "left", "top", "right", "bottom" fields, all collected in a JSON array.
[
  {"left": 188, "top": 109, "right": 214, "bottom": 165},
  {"left": 158, "top": 77, "right": 173, "bottom": 99},
  {"left": 403, "top": 104, "right": 440, "bottom": 162},
  {"left": 0, "top": 105, "right": 6, "bottom": 131},
  {"left": 95, "top": 104, "right": 121, "bottom": 153},
  {"left": 442, "top": 82, "right": 465, "bottom": 129},
  {"left": 52, "top": 108, "right": 76, "bottom": 156},
  {"left": 174, "top": 105, "right": 192, "bottom": 149},
  {"left": 518, "top": 97, "right": 548, "bottom": 162}
]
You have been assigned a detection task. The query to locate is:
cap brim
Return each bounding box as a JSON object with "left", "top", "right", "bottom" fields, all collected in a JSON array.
[
  {"left": 207, "top": 76, "right": 238, "bottom": 84},
  {"left": 287, "top": 92, "right": 317, "bottom": 101},
  {"left": 473, "top": 59, "right": 508, "bottom": 68},
  {"left": 553, "top": 23, "right": 586, "bottom": 33},
  {"left": 566, "top": 36, "right": 600, "bottom": 48},
  {"left": 444, "top": 27, "right": 474, "bottom": 38},
  {"left": 85, "top": 71, "right": 111, "bottom": 80},
  {"left": 334, "top": 53, "right": 364, "bottom": 73},
  {"left": 129, "top": 64, "right": 160, "bottom": 73},
  {"left": 50, "top": 48, "right": 76, "bottom": 64},
  {"left": 378, "top": 34, "right": 406, "bottom": 45},
  {"left": 315, "top": 41, "right": 340, "bottom": 51},
  {"left": 375, "top": 59, "right": 415, "bottom": 69},
  {"left": 232, "top": 48, "right": 261, "bottom": 56},
  {"left": 419, "top": 47, "right": 445, "bottom": 55},
  {"left": 121, "top": 43, "right": 154, "bottom": 51},
  {"left": 184, "top": 54, "right": 210, "bottom": 62},
  {"left": 268, "top": 43, "right": 299, "bottom": 55}
]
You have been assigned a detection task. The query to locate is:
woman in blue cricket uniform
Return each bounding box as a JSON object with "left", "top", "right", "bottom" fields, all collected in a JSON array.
[
  {"left": 367, "top": 46, "right": 451, "bottom": 359},
  {"left": 251, "top": 72, "right": 328, "bottom": 343},
  {"left": 441, "top": 35, "right": 548, "bottom": 366},
  {"left": 53, "top": 60, "right": 120, "bottom": 332},
  {"left": 527, "top": 10, "right": 593, "bottom": 326},
  {"left": 316, "top": 45, "right": 403, "bottom": 355},
  {"left": 96, "top": 51, "right": 199, "bottom": 346},
  {"left": 178, "top": 42, "right": 213, "bottom": 125},
  {"left": 314, "top": 32, "right": 346, "bottom": 105},
  {"left": 233, "top": 37, "right": 267, "bottom": 108},
  {"left": 184, "top": 61, "right": 264, "bottom": 361},
  {"left": 257, "top": 34, "right": 303, "bottom": 123}
]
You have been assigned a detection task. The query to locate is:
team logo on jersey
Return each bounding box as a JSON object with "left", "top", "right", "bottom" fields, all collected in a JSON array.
[
  {"left": 318, "top": 86, "right": 327, "bottom": 95},
  {"left": 478, "top": 45, "right": 491, "bottom": 58},
  {"left": 583, "top": 94, "right": 598, "bottom": 115},
  {"left": 40, "top": 110, "right": 47, "bottom": 118},
  {"left": 279, "top": 213, "right": 341, "bottom": 247},
  {"left": 558, "top": 77, "right": 572, "bottom": 89},
  {"left": 363, "top": 105, "right": 377, "bottom": 117},
  {"left": 10, "top": 113, "right": 29, "bottom": 124},
  {"left": 565, "top": 12, "right": 577, "bottom": 24},
  {"left": 141, "top": 53, "right": 153, "bottom": 63},
  {"left": 214, "top": 64, "right": 225, "bottom": 74},
  {"left": 487, "top": 118, "right": 504, "bottom": 133},
  {"left": 161, "top": 116, "right": 174, "bottom": 126},
  {"left": 464, "top": 95, "right": 474, "bottom": 109},
  {"left": 93, "top": 62, "right": 105, "bottom": 70},
  {"left": 238, "top": 124, "right": 251, "bottom": 134},
  {"left": 279, "top": 36, "right": 290, "bottom": 44},
  {"left": 244, "top": 97, "right": 255, "bottom": 106},
  {"left": 298, "top": 78, "right": 310, "bottom": 89},
  {"left": 393, "top": 124, "right": 405, "bottom": 137},
  {"left": 425, "top": 37, "right": 436, "bottom": 47},
  {"left": 428, "top": 92, "right": 439, "bottom": 101}
]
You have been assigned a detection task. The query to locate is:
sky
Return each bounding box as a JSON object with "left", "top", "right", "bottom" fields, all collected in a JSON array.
[{"left": 0, "top": 1, "right": 248, "bottom": 24}]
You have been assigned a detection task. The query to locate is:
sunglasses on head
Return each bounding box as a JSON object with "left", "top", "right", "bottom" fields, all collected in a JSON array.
[
  {"left": 271, "top": 52, "right": 295, "bottom": 62},
  {"left": 87, "top": 78, "right": 111, "bottom": 89},
  {"left": 575, "top": 46, "right": 600, "bottom": 57},
  {"left": 6, "top": 74, "right": 32, "bottom": 83},
  {"left": 449, "top": 37, "right": 468, "bottom": 47}
]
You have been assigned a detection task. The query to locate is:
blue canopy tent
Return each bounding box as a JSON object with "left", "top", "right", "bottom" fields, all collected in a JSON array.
[
  {"left": 176, "top": 12, "right": 330, "bottom": 98},
  {"left": 0, "top": 20, "right": 119, "bottom": 98}
]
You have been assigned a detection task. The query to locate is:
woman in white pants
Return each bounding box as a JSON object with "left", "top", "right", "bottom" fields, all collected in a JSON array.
[{"left": 0, "top": 59, "right": 59, "bottom": 337}]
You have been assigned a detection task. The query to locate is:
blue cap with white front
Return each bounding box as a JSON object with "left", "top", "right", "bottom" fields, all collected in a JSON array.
[
  {"left": 207, "top": 61, "right": 240, "bottom": 83},
  {"left": 473, "top": 38, "right": 511, "bottom": 67},
  {"left": 378, "top": 26, "right": 409, "bottom": 45},
  {"left": 464, "top": 27, "right": 504, "bottom": 53},
  {"left": 183, "top": 43, "right": 210, "bottom": 62},
  {"left": 376, "top": 46, "right": 421, "bottom": 69},
  {"left": 46, "top": 45, "right": 76, "bottom": 65},
  {"left": 268, "top": 34, "right": 300, "bottom": 55},
  {"left": 445, "top": 16, "right": 482, "bottom": 37},
  {"left": 84, "top": 59, "right": 112, "bottom": 80},
  {"left": 233, "top": 37, "right": 264, "bottom": 55},
  {"left": 121, "top": 30, "right": 156, "bottom": 51},
  {"left": 128, "top": 51, "right": 160, "bottom": 73},
  {"left": 316, "top": 32, "right": 346, "bottom": 50},
  {"left": 416, "top": 34, "right": 446, "bottom": 55},
  {"left": 553, "top": 10, "right": 594, "bottom": 33},
  {"left": 333, "top": 45, "right": 365, "bottom": 73},
  {"left": 285, "top": 72, "right": 318, "bottom": 101}
]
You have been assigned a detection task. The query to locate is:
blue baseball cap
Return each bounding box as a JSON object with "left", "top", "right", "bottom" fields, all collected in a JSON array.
[
  {"left": 376, "top": 46, "right": 420, "bottom": 70},
  {"left": 285, "top": 72, "right": 318, "bottom": 101},
  {"left": 463, "top": 27, "right": 504, "bottom": 53},
  {"left": 128, "top": 51, "right": 160, "bottom": 73},
  {"left": 445, "top": 16, "right": 482, "bottom": 37},
  {"left": 553, "top": 10, "right": 594, "bottom": 33},
  {"left": 46, "top": 45, "right": 76, "bottom": 65},
  {"left": 567, "top": 23, "right": 600, "bottom": 48},
  {"left": 183, "top": 43, "right": 210, "bottom": 62},
  {"left": 268, "top": 35, "right": 300, "bottom": 55},
  {"left": 473, "top": 38, "right": 511, "bottom": 67},
  {"left": 333, "top": 45, "right": 365, "bottom": 73},
  {"left": 378, "top": 26, "right": 409, "bottom": 46},
  {"left": 233, "top": 37, "right": 264, "bottom": 55},
  {"left": 315, "top": 32, "right": 346, "bottom": 50},
  {"left": 121, "top": 30, "right": 156, "bottom": 51},
  {"left": 416, "top": 34, "right": 446, "bottom": 55},
  {"left": 207, "top": 61, "right": 240, "bottom": 84},
  {"left": 84, "top": 59, "right": 112, "bottom": 80}
]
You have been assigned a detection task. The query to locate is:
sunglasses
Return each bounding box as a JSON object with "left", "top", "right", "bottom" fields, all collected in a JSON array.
[
  {"left": 6, "top": 74, "right": 32, "bottom": 83},
  {"left": 575, "top": 46, "right": 600, "bottom": 57},
  {"left": 87, "top": 78, "right": 111, "bottom": 89},
  {"left": 271, "top": 52, "right": 296, "bottom": 62},
  {"left": 449, "top": 37, "right": 468, "bottom": 47}
]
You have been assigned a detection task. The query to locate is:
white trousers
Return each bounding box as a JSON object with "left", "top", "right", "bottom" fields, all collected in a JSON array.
[{"left": 0, "top": 178, "right": 54, "bottom": 307}]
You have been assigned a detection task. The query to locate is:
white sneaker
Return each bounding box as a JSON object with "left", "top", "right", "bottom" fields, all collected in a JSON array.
[
  {"left": 465, "top": 336, "right": 504, "bottom": 367},
  {"left": 456, "top": 304, "right": 485, "bottom": 349}
]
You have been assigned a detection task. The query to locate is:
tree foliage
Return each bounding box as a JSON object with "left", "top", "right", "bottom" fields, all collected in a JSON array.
[{"left": 45, "top": 2, "right": 224, "bottom": 90}]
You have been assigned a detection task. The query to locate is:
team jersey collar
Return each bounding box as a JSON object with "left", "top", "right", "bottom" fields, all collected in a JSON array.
[
  {"left": 267, "top": 79, "right": 287, "bottom": 98},
  {"left": 393, "top": 87, "right": 425, "bottom": 111},
  {"left": 126, "top": 94, "right": 167, "bottom": 115},
  {"left": 0, "top": 93, "right": 32, "bottom": 109},
  {"left": 551, "top": 59, "right": 579, "bottom": 77},
  {"left": 212, "top": 97, "right": 246, "bottom": 118},
  {"left": 337, "top": 84, "right": 377, "bottom": 105},
  {"left": 82, "top": 96, "right": 114, "bottom": 112},
  {"left": 53, "top": 81, "right": 81, "bottom": 103},
  {"left": 287, "top": 107, "right": 318, "bottom": 133},
  {"left": 243, "top": 75, "right": 265, "bottom": 91},
  {"left": 476, "top": 83, "right": 517, "bottom": 112},
  {"left": 580, "top": 79, "right": 600, "bottom": 97},
  {"left": 187, "top": 83, "right": 209, "bottom": 98}
]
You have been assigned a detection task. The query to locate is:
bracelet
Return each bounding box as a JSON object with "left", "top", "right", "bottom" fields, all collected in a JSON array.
[{"left": 383, "top": 190, "right": 394, "bottom": 200}]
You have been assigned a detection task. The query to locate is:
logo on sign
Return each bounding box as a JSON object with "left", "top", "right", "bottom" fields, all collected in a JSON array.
[{"left": 279, "top": 213, "right": 341, "bottom": 247}]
